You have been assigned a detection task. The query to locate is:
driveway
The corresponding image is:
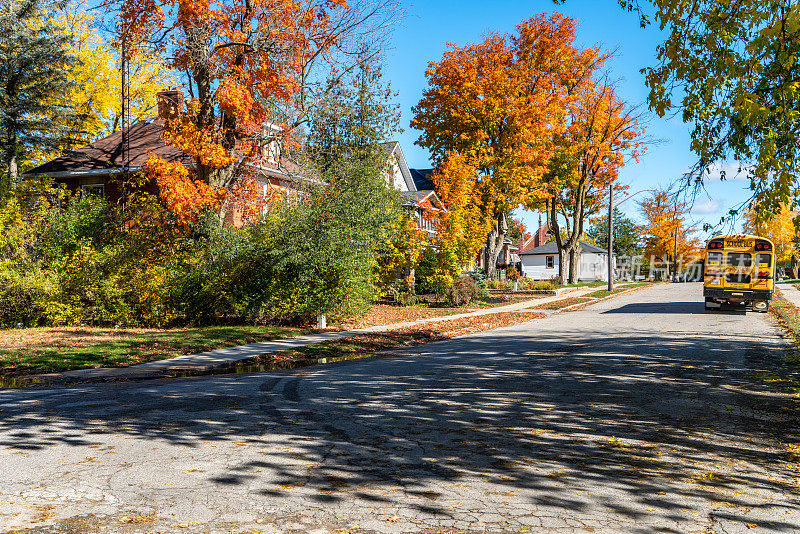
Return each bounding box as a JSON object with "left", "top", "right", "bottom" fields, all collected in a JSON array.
[{"left": 1, "top": 283, "right": 799, "bottom": 533}]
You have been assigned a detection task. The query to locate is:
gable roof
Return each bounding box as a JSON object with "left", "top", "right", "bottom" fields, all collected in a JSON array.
[
  {"left": 400, "top": 190, "right": 433, "bottom": 203},
  {"left": 25, "top": 118, "right": 309, "bottom": 183},
  {"left": 400, "top": 189, "right": 446, "bottom": 211},
  {"left": 410, "top": 168, "right": 435, "bottom": 191},
  {"left": 380, "top": 141, "right": 417, "bottom": 191},
  {"left": 26, "top": 118, "right": 192, "bottom": 177},
  {"left": 519, "top": 239, "right": 608, "bottom": 256}
]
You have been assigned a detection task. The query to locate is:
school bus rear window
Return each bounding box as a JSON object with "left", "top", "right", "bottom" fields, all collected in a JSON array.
[{"left": 725, "top": 252, "right": 752, "bottom": 268}]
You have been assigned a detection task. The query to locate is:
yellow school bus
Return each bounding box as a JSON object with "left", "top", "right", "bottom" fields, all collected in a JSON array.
[{"left": 703, "top": 234, "right": 774, "bottom": 312}]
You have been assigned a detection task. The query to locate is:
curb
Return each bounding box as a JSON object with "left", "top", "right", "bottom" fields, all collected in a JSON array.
[{"left": 555, "top": 283, "right": 656, "bottom": 312}]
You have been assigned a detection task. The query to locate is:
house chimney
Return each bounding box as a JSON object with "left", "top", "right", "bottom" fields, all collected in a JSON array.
[{"left": 157, "top": 89, "right": 184, "bottom": 120}]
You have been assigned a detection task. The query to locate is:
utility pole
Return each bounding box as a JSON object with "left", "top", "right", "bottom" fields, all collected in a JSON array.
[
  {"left": 672, "top": 196, "right": 679, "bottom": 282},
  {"left": 607, "top": 184, "right": 613, "bottom": 292}
]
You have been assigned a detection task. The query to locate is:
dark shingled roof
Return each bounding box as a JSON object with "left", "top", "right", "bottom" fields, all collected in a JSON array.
[
  {"left": 26, "top": 119, "right": 192, "bottom": 175},
  {"left": 400, "top": 190, "right": 434, "bottom": 203},
  {"left": 380, "top": 141, "right": 399, "bottom": 155},
  {"left": 410, "top": 168, "right": 435, "bottom": 191},
  {"left": 26, "top": 118, "right": 307, "bottom": 181},
  {"left": 519, "top": 240, "right": 607, "bottom": 256}
]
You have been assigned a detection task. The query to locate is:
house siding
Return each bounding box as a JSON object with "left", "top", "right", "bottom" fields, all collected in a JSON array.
[{"left": 522, "top": 251, "right": 613, "bottom": 281}]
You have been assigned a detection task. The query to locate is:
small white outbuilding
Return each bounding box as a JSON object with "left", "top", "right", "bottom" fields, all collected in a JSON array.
[{"left": 520, "top": 240, "right": 613, "bottom": 282}]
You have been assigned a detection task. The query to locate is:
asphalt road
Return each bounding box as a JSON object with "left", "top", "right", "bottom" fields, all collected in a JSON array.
[{"left": 1, "top": 283, "right": 799, "bottom": 534}]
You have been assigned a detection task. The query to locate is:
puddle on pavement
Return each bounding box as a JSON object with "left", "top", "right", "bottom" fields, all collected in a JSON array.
[
  {"left": 166, "top": 352, "right": 372, "bottom": 379},
  {"left": 0, "top": 377, "right": 41, "bottom": 389}
]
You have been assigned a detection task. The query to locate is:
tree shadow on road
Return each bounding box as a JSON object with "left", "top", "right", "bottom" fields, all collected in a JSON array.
[{"left": 1, "top": 322, "right": 799, "bottom": 531}]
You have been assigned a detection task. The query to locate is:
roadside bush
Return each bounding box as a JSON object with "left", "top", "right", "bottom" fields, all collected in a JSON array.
[
  {"left": 467, "top": 269, "right": 488, "bottom": 292},
  {"left": 170, "top": 152, "right": 403, "bottom": 325},
  {"left": 387, "top": 286, "right": 418, "bottom": 307},
  {"left": 0, "top": 266, "right": 52, "bottom": 327},
  {"left": 517, "top": 278, "right": 557, "bottom": 291},
  {"left": 447, "top": 275, "right": 481, "bottom": 306},
  {"left": 0, "top": 150, "right": 403, "bottom": 328},
  {"left": 532, "top": 279, "right": 557, "bottom": 290}
]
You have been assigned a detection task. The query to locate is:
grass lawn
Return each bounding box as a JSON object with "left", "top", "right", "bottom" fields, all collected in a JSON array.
[
  {"left": 562, "top": 280, "right": 607, "bottom": 288},
  {"left": 764, "top": 297, "right": 800, "bottom": 393},
  {"left": 0, "top": 325, "right": 316, "bottom": 378},
  {"left": 415, "top": 293, "right": 540, "bottom": 308},
  {"left": 335, "top": 296, "right": 540, "bottom": 329},
  {"left": 334, "top": 305, "right": 465, "bottom": 329},
  {"left": 1, "top": 295, "right": 544, "bottom": 380}
]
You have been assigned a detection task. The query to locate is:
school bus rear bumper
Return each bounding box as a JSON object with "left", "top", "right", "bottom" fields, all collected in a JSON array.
[{"left": 703, "top": 287, "right": 773, "bottom": 301}]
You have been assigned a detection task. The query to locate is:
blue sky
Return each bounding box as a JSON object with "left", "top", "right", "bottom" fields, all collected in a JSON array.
[{"left": 382, "top": 0, "right": 754, "bottom": 237}]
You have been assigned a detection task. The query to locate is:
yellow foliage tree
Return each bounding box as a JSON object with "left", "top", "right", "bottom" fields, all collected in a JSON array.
[
  {"left": 638, "top": 189, "right": 702, "bottom": 263},
  {"left": 743, "top": 203, "right": 797, "bottom": 265},
  {"left": 27, "top": 1, "right": 176, "bottom": 166},
  {"left": 428, "top": 152, "right": 493, "bottom": 274},
  {"left": 376, "top": 216, "right": 429, "bottom": 295}
]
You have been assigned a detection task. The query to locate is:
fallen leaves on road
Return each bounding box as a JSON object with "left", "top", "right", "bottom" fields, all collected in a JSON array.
[{"left": 119, "top": 514, "right": 154, "bottom": 524}]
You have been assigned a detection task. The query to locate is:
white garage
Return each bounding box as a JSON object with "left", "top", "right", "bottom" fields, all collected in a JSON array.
[{"left": 520, "top": 240, "right": 613, "bottom": 282}]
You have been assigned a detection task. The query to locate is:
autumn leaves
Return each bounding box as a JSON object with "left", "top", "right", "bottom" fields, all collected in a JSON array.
[
  {"left": 412, "top": 14, "right": 644, "bottom": 282},
  {"left": 112, "top": 0, "right": 352, "bottom": 223},
  {"left": 109, "top": 1, "right": 645, "bottom": 275}
]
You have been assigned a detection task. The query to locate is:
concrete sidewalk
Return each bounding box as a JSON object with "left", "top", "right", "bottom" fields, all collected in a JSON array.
[
  {"left": 36, "top": 286, "right": 603, "bottom": 383},
  {"left": 131, "top": 286, "right": 601, "bottom": 371},
  {"left": 777, "top": 282, "right": 800, "bottom": 307}
]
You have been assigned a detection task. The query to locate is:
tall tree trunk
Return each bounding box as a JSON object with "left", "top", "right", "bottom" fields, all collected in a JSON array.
[
  {"left": 484, "top": 211, "right": 508, "bottom": 279},
  {"left": 547, "top": 199, "right": 567, "bottom": 285},
  {"left": 568, "top": 243, "right": 581, "bottom": 284},
  {"left": 8, "top": 154, "right": 18, "bottom": 191}
]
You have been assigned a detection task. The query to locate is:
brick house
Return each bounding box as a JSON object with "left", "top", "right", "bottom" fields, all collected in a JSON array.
[
  {"left": 25, "top": 90, "right": 311, "bottom": 226},
  {"left": 26, "top": 91, "right": 446, "bottom": 232}
]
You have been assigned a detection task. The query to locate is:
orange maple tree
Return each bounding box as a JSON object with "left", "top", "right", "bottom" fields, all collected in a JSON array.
[
  {"left": 541, "top": 79, "right": 644, "bottom": 284},
  {"left": 638, "top": 189, "right": 702, "bottom": 264},
  {"left": 109, "top": 0, "right": 357, "bottom": 223},
  {"left": 411, "top": 13, "right": 603, "bottom": 278}
]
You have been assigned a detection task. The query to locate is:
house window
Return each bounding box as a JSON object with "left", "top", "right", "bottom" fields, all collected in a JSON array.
[
  {"left": 81, "top": 184, "right": 104, "bottom": 197},
  {"left": 546, "top": 255, "right": 554, "bottom": 269}
]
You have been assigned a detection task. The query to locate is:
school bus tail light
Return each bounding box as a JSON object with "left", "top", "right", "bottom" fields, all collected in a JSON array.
[
  {"left": 757, "top": 270, "right": 771, "bottom": 278},
  {"left": 755, "top": 240, "right": 772, "bottom": 251}
]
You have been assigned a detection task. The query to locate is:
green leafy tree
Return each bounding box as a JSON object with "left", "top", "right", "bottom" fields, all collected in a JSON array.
[
  {"left": 554, "top": 0, "right": 800, "bottom": 221},
  {"left": 306, "top": 50, "right": 402, "bottom": 173},
  {"left": 0, "top": 0, "right": 79, "bottom": 194},
  {"left": 586, "top": 208, "right": 641, "bottom": 258}
]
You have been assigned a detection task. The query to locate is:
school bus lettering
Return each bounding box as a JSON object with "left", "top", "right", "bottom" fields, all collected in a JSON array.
[{"left": 725, "top": 239, "right": 750, "bottom": 248}]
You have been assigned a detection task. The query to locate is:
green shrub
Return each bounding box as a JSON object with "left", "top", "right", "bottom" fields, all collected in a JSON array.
[
  {"left": 532, "top": 279, "right": 557, "bottom": 290},
  {"left": 0, "top": 266, "right": 52, "bottom": 327},
  {"left": 0, "top": 151, "right": 403, "bottom": 328},
  {"left": 488, "top": 279, "right": 508, "bottom": 289},
  {"left": 468, "top": 269, "right": 488, "bottom": 291},
  {"left": 447, "top": 275, "right": 481, "bottom": 306}
]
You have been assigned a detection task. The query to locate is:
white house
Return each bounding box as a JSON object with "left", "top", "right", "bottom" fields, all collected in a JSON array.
[
  {"left": 379, "top": 142, "right": 446, "bottom": 235},
  {"left": 520, "top": 240, "right": 614, "bottom": 281}
]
